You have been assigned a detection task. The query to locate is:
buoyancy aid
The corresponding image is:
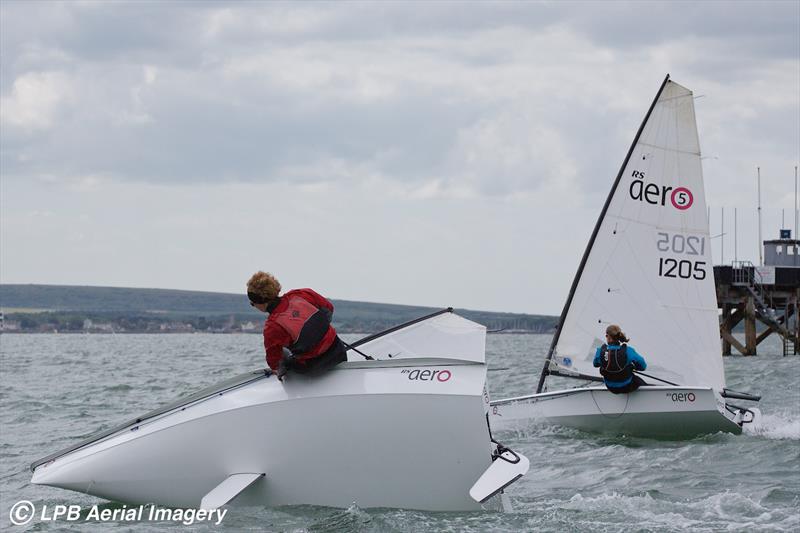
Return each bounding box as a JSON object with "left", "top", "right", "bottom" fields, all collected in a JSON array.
[
  {"left": 598, "top": 343, "right": 632, "bottom": 382},
  {"left": 271, "top": 295, "right": 333, "bottom": 356}
]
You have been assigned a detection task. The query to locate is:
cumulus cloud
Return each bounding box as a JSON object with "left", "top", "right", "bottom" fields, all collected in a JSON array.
[
  {"left": 0, "top": 71, "right": 72, "bottom": 132},
  {"left": 443, "top": 111, "right": 578, "bottom": 197}
]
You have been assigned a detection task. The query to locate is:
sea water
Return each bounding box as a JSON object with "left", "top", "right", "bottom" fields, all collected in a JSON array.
[{"left": 0, "top": 333, "right": 797, "bottom": 532}]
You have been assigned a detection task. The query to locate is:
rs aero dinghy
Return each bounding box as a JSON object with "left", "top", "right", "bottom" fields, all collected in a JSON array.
[
  {"left": 491, "top": 75, "right": 761, "bottom": 438},
  {"left": 32, "top": 310, "right": 529, "bottom": 511}
]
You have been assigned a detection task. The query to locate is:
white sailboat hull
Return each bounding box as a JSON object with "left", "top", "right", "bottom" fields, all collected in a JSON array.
[
  {"left": 32, "top": 360, "right": 500, "bottom": 511},
  {"left": 490, "top": 386, "right": 742, "bottom": 438}
]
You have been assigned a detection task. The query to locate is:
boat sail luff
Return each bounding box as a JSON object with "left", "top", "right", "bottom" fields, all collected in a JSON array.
[{"left": 536, "top": 74, "right": 672, "bottom": 393}]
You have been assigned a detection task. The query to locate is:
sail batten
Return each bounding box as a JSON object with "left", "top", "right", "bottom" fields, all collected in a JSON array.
[
  {"left": 538, "top": 76, "right": 724, "bottom": 392},
  {"left": 637, "top": 142, "right": 701, "bottom": 155}
]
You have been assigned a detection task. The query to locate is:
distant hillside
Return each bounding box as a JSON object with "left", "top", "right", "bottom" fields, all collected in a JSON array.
[
  {"left": 0, "top": 284, "right": 557, "bottom": 334},
  {"left": 1, "top": 284, "right": 255, "bottom": 314}
]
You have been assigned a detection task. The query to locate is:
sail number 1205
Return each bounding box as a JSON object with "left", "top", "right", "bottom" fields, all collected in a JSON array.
[
  {"left": 658, "top": 257, "right": 706, "bottom": 279},
  {"left": 656, "top": 232, "right": 707, "bottom": 280},
  {"left": 656, "top": 232, "right": 705, "bottom": 255}
]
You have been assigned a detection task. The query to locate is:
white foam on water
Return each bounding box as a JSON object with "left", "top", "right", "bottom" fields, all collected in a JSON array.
[
  {"left": 744, "top": 412, "right": 800, "bottom": 440},
  {"left": 557, "top": 492, "right": 705, "bottom": 530},
  {"left": 549, "top": 489, "right": 790, "bottom": 532},
  {"left": 688, "top": 491, "right": 771, "bottom": 521}
]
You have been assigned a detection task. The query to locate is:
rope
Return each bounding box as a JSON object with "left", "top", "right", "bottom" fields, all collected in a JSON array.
[
  {"left": 633, "top": 369, "right": 679, "bottom": 386},
  {"left": 340, "top": 339, "right": 374, "bottom": 360},
  {"left": 590, "top": 388, "right": 630, "bottom": 419}
]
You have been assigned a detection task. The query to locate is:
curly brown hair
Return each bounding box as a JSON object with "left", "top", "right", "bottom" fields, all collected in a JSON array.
[
  {"left": 247, "top": 271, "right": 281, "bottom": 303},
  {"left": 605, "top": 324, "right": 629, "bottom": 343}
]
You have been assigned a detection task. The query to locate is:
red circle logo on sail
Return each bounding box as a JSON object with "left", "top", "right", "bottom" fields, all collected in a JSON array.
[
  {"left": 437, "top": 370, "right": 452, "bottom": 382},
  {"left": 670, "top": 187, "right": 693, "bottom": 210}
]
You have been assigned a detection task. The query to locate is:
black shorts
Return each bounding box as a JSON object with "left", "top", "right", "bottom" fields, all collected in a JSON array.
[
  {"left": 288, "top": 337, "right": 348, "bottom": 375},
  {"left": 606, "top": 374, "right": 648, "bottom": 394}
]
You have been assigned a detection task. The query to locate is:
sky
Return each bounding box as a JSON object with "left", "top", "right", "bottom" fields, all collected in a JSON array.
[{"left": 1, "top": 1, "right": 798, "bottom": 315}]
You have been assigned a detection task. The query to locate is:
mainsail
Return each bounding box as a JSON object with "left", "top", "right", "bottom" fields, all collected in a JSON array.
[
  {"left": 349, "top": 309, "right": 487, "bottom": 363},
  {"left": 538, "top": 76, "right": 724, "bottom": 391}
]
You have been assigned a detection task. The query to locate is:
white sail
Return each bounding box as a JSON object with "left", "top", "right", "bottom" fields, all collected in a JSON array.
[
  {"left": 349, "top": 311, "right": 487, "bottom": 363},
  {"left": 549, "top": 78, "right": 724, "bottom": 390}
]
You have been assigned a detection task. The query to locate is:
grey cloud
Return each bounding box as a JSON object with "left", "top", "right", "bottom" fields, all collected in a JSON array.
[
  {"left": 3, "top": 2, "right": 797, "bottom": 75},
  {"left": 1, "top": 2, "right": 208, "bottom": 74},
  {"left": 1, "top": 1, "right": 797, "bottom": 199},
  {"left": 1, "top": 65, "right": 481, "bottom": 185},
  {"left": 563, "top": 1, "right": 798, "bottom": 58}
]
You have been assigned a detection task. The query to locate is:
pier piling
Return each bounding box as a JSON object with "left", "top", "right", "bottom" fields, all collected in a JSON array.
[{"left": 714, "top": 232, "right": 800, "bottom": 355}]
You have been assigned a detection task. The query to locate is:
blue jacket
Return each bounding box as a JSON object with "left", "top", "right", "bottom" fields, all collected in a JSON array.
[{"left": 593, "top": 343, "right": 647, "bottom": 388}]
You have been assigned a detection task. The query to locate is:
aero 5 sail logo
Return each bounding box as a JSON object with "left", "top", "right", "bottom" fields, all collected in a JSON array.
[
  {"left": 401, "top": 369, "right": 452, "bottom": 382},
  {"left": 629, "top": 170, "right": 693, "bottom": 210}
]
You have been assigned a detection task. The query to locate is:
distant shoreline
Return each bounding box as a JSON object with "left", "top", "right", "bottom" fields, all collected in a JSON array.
[{"left": 1, "top": 284, "right": 558, "bottom": 335}]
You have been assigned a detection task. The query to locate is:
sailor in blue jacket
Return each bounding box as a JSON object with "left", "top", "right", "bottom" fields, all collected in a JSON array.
[{"left": 593, "top": 324, "right": 648, "bottom": 394}]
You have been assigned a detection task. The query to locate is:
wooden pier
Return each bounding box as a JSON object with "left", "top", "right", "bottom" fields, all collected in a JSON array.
[{"left": 714, "top": 235, "right": 800, "bottom": 355}]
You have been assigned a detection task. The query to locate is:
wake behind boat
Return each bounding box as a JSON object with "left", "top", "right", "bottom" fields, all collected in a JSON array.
[
  {"left": 32, "top": 310, "right": 528, "bottom": 511},
  {"left": 491, "top": 75, "right": 760, "bottom": 438}
]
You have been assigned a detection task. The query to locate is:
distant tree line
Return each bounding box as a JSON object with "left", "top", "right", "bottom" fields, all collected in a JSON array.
[
  {"left": 2, "top": 311, "right": 256, "bottom": 333},
  {"left": 2, "top": 310, "right": 557, "bottom": 334},
  {"left": 0, "top": 284, "right": 558, "bottom": 334}
]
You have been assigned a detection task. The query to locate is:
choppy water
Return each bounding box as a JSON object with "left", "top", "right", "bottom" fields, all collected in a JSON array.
[{"left": 1, "top": 333, "right": 798, "bottom": 532}]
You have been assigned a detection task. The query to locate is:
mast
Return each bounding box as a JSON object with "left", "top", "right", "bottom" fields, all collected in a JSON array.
[
  {"left": 758, "top": 167, "right": 763, "bottom": 266},
  {"left": 535, "top": 74, "right": 672, "bottom": 393}
]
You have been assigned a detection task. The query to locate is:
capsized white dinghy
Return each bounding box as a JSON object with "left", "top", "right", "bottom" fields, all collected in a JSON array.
[
  {"left": 491, "top": 75, "right": 760, "bottom": 438},
  {"left": 32, "top": 310, "right": 528, "bottom": 511}
]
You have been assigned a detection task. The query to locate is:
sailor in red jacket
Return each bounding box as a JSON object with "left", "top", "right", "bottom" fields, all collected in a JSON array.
[{"left": 247, "top": 271, "right": 347, "bottom": 379}]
